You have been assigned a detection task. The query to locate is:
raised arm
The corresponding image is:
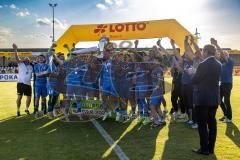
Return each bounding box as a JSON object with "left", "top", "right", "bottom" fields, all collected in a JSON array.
[
  {"left": 12, "top": 43, "right": 21, "bottom": 63},
  {"left": 157, "top": 38, "right": 168, "bottom": 55},
  {"left": 211, "top": 38, "right": 223, "bottom": 54},
  {"left": 63, "top": 44, "right": 71, "bottom": 53},
  {"left": 170, "top": 39, "right": 177, "bottom": 55},
  {"left": 170, "top": 39, "right": 182, "bottom": 60},
  {"left": 72, "top": 43, "right": 76, "bottom": 51},
  {"left": 50, "top": 43, "right": 57, "bottom": 52},
  {"left": 169, "top": 39, "right": 183, "bottom": 72},
  {"left": 172, "top": 57, "right": 183, "bottom": 72},
  {"left": 184, "top": 36, "right": 194, "bottom": 60},
  {"left": 53, "top": 54, "right": 64, "bottom": 65},
  {"left": 190, "top": 35, "right": 202, "bottom": 59},
  {"left": 46, "top": 43, "right": 57, "bottom": 64},
  {"left": 211, "top": 38, "right": 228, "bottom": 61},
  {"left": 134, "top": 40, "right": 139, "bottom": 51},
  {"left": 63, "top": 44, "right": 72, "bottom": 60},
  {"left": 128, "top": 40, "right": 139, "bottom": 54},
  {"left": 152, "top": 45, "right": 162, "bottom": 57}
]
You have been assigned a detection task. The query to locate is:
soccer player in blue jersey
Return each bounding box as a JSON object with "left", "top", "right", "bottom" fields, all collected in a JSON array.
[
  {"left": 180, "top": 36, "right": 195, "bottom": 125},
  {"left": 146, "top": 45, "right": 167, "bottom": 127},
  {"left": 34, "top": 55, "right": 49, "bottom": 116},
  {"left": 100, "top": 42, "right": 119, "bottom": 121},
  {"left": 157, "top": 39, "right": 177, "bottom": 115},
  {"left": 82, "top": 55, "right": 101, "bottom": 100},
  {"left": 112, "top": 52, "right": 130, "bottom": 122},
  {"left": 47, "top": 57, "right": 60, "bottom": 119},
  {"left": 125, "top": 40, "right": 140, "bottom": 121},
  {"left": 190, "top": 35, "right": 203, "bottom": 129},
  {"left": 53, "top": 51, "right": 71, "bottom": 118},
  {"left": 149, "top": 63, "right": 166, "bottom": 127},
  {"left": 211, "top": 38, "right": 234, "bottom": 123},
  {"left": 76, "top": 55, "right": 89, "bottom": 100},
  {"left": 64, "top": 54, "right": 85, "bottom": 115},
  {"left": 168, "top": 39, "right": 184, "bottom": 119},
  {"left": 134, "top": 52, "right": 151, "bottom": 125},
  {"left": 127, "top": 61, "right": 137, "bottom": 121},
  {"left": 53, "top": 44, "right": 85, "bottom": 121}
]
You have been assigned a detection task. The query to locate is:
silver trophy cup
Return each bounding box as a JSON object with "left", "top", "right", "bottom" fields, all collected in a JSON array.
[{"left": 98, "top": 36, "right": 108, "bottom": 58}]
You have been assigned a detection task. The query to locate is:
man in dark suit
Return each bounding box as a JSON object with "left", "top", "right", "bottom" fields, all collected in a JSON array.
[{"left": 188, "top": 44, "right": 222, "bottom": 155}]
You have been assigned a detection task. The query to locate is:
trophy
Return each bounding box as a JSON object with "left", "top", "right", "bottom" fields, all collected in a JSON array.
[
  {"left": 48, "top": 43, "right": 57, "bottom": 73},
  {"left": 98, "top": 36, "right": 108, "bottom": 58}
]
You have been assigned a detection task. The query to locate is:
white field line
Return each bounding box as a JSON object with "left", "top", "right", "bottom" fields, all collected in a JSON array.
[{"left": 91, "top": 119, "right": 129, "bottom": 160}]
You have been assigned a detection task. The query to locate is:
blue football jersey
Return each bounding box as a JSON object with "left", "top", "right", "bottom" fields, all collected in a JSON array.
[{"left": 34, "top": 63, "right": 49, "bottom": 86}]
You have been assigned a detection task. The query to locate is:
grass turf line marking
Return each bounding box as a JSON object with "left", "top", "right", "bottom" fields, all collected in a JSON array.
[{"left": 91, "top": 119, "right": 129, "bottom": 160}]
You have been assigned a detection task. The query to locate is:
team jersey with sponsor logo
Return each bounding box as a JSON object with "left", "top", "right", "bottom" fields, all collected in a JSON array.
[
  {"left": 101, "top": 60, "right": 114, "bottom": 85},
  {"left": 221, "top": 58, "right": 234, "bottom": 84},
  {"left": 182, "top": 58, "right": 193, "bottom": 85},
  {"left": 151, "top": 65, "right": 164, "bottom": 96},
  {"left": 64, "top": 61, "right": 86, "bottom": 86},
  {"left": 34, "top": 63, "right": 49, "bottom": 86},
  {"left": 47, "top": 63, "right": 58, "bottom": 93}
]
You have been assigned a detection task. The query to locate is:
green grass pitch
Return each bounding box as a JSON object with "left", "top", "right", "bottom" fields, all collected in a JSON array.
[{"left": 0, "top": 77, "right": 239, "bottom": 160}]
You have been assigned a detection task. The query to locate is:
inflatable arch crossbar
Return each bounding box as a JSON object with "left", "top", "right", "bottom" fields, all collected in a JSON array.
[{"left": 55, "top": 19, "right": 196, "bottom": 54}]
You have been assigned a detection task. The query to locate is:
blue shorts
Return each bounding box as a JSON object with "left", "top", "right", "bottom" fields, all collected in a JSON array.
[
  {"left": 35, "top": 85, "right": 48, "bottom": 98},
  {"left": 114, "top": 79, "right": 130, "bottom": 99},
  {"left": 101, "top": 81, "right": 117, "bottom": 97},
  {"left": 150, "top": 95, "right": 163, "bottom": 106},
  {"left": 82, "top": 82, "right": 99, "bottom": 98},
  {"left": 66, "top": 85, "right": 84, "bottom": 99},
  {"left": 135, "top": 85, "right": 149, "bottom": 99},
  {"left": 47, "top": 82, "right": 59, "bottom": 95},
  {"left": 48, "top": 87, "right": 59, "bottom": 96}
]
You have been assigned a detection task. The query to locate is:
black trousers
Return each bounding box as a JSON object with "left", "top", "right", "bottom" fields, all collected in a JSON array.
[
  {"left": 181, "top": 84, "right": 193, "bottom": 113},
  {"left": 48, "top": 94, "right": 59, "bottom": 112},
  {"left": 220, "top": 83, "right": 232, "bottom": 120},
  {"left": 195, "top": 105, "right": 218, "bottom": 152},
  {"left": 171, "top": 81, "right": 183, "bottom": 113}
]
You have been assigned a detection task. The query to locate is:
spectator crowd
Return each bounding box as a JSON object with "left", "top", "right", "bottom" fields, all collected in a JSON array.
[{"left": 0, "top": 66, "right": 18, "bottom": 74}]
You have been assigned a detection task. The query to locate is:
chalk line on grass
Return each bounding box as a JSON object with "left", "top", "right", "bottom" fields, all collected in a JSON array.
[{"left": 91, "top": 119, "right": 129, "bottom": 160}]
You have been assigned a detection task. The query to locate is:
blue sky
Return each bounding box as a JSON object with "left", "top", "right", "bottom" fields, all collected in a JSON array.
[{"left": 0, "top": 0, "right": 239, "bottom": 49}]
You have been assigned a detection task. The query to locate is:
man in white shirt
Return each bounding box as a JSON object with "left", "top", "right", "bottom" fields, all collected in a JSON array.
[{"left": 13, "top": 43, "right": 33, "bottom": 116}]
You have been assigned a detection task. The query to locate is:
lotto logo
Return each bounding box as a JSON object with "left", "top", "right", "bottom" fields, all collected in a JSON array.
[
  {"left": 94, "top": 22, "right": 147, "bottom": 34},
  {"left": 94, "top": 25, "right": 108, "bottom": 34}
]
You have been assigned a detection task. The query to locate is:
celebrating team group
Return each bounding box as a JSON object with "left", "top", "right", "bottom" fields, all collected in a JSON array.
[{"left": 13, "top": 35, "right": 233, "bottom": 130}]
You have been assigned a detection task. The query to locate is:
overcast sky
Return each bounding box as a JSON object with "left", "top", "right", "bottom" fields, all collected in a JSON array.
[{"left": 0, "top": 0, "right": 239, "bottom": 49}]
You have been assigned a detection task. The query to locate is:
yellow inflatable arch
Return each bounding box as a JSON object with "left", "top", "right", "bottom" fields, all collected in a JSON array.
[{"left": 55, "top": 19, "right": 195, "bottom": 54}]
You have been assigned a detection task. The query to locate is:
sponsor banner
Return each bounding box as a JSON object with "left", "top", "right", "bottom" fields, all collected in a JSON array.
[
  {"left": 0, "top": 74, "right": 18, "bottom": 81},
  {"left": 0, "top": 52, "right": 32, "bottom": 57},
  {"left": 56, "top": 19, "right": 194, "bottom": 54}
]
